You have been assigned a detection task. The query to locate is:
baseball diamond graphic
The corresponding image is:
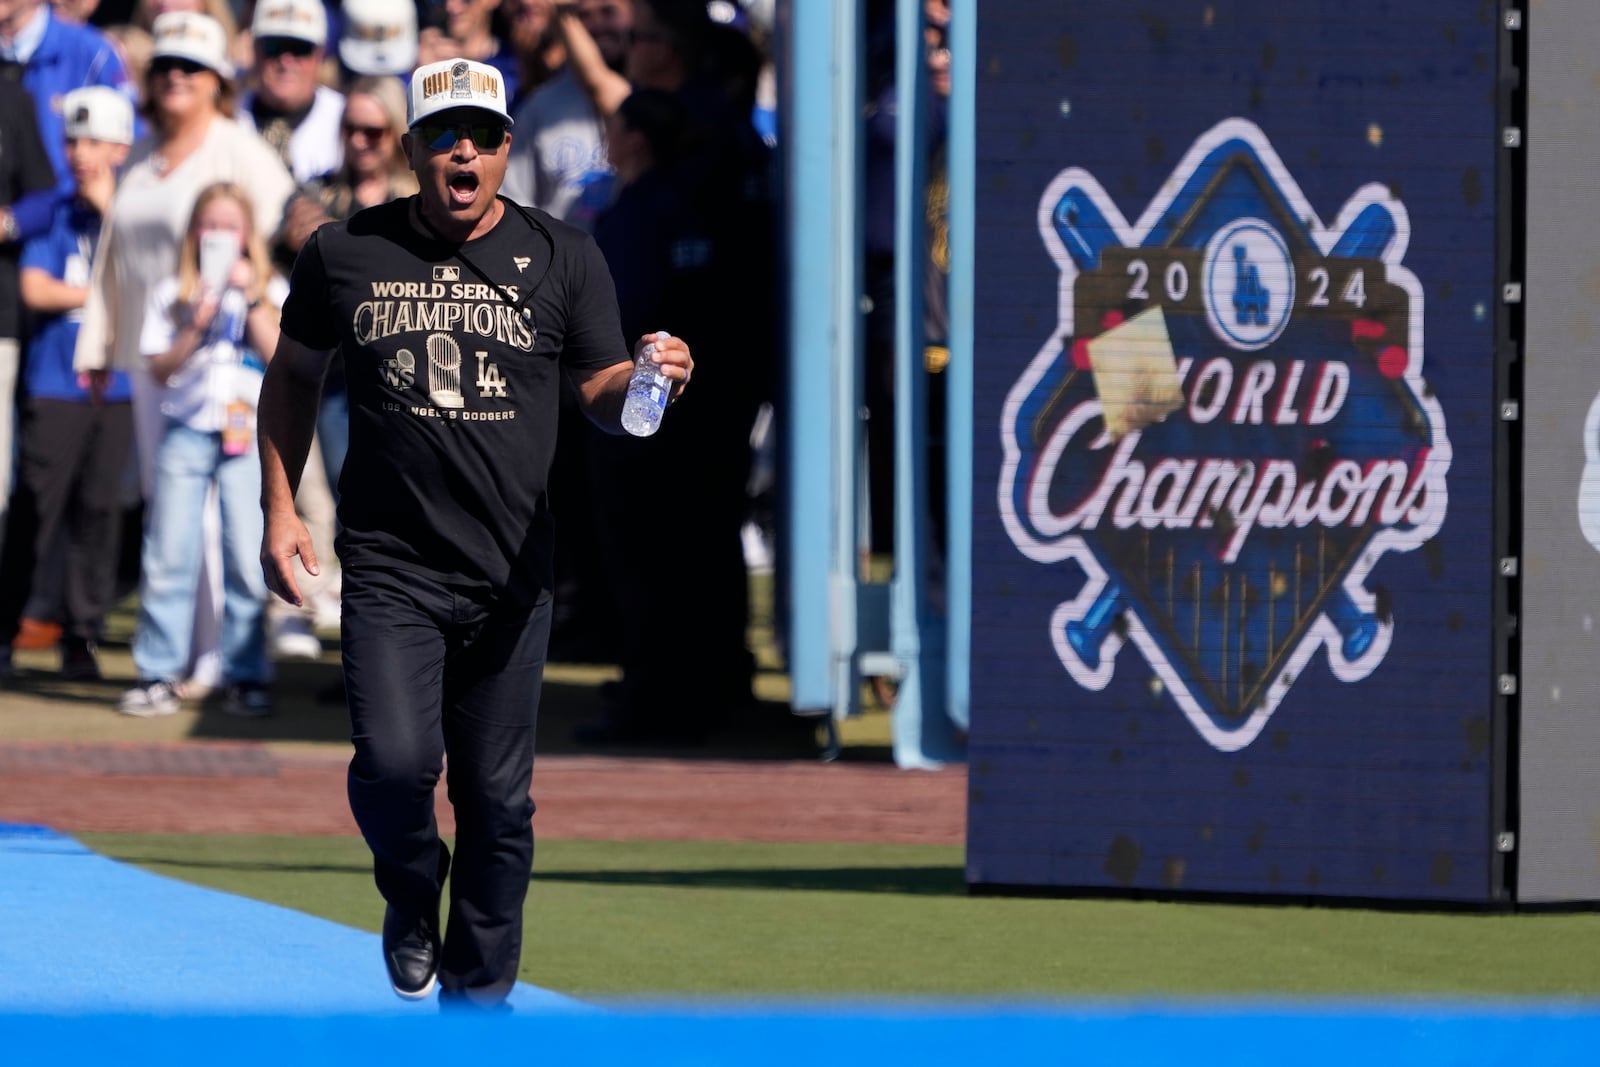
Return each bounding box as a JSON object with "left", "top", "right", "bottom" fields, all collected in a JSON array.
[{"left": 998, "top": 118, "right": 1452, "bottom": 752}]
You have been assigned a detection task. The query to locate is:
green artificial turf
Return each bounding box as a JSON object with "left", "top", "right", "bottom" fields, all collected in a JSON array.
[{"left": 81, "top": 832, "right": 1600, "bottom": 1000}]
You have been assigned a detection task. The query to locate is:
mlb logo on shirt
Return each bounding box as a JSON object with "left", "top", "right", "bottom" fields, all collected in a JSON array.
[{"left": 433, "top": 266, "right": 459, "bottom": 282}]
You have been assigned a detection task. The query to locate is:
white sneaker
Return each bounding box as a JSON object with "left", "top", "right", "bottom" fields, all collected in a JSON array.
[
  {"left": 271, "top": 614, "right": 323, "bottom": 661},
  {"left": 118, "top": 680, "right": 182, "bottom": 718}
]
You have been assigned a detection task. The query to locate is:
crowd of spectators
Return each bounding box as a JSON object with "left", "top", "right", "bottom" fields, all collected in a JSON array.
[{"left": 0, "top": 0, "right": 780, "bottom": 740}]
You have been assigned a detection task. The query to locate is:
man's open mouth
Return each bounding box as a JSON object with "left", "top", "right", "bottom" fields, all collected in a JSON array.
[{"left": 448, "top": 173, "right": 480, "bottom": 204}]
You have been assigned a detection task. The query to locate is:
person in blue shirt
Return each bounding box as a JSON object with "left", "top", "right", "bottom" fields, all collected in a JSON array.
[
  {"left": 0, "top": 86, "right": 134, "bottom": 681},
  {"left": 0, "top": 0, "right": 134, "bottom": 246}
]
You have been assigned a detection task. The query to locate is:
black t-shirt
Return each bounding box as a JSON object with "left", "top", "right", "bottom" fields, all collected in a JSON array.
[{"left": 281, "top": 196, "right": 628, "bottom": 605}]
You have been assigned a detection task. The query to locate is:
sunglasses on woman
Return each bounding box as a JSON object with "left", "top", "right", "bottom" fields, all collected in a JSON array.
[
  {"left": 150, "top": 56, "right": 208, "bottom": 76},
  {"left": 342, "top": 123, "right": 390, "bottom": 143},
  {"left": 416, "top": 121, "right": 508, "bottom": 153}
]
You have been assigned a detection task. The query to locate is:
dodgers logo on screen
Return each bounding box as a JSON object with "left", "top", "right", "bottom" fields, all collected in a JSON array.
[{"left": 998, "top": 118, "right": 1451, "bottom": 752}]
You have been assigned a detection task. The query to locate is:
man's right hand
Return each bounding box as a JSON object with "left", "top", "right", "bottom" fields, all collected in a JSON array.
[{"left": 261, "top": 508, "right": 320, "bottom": 607}]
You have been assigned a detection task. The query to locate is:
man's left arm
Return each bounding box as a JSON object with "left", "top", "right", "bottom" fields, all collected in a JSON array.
[{"left": 561, "top": 234, "right": 693, "bottom": 430}]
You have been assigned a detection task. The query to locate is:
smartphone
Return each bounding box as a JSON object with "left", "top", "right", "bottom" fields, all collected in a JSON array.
[{"left": 199, "top": 231, "right": 240, "bottom": 293}]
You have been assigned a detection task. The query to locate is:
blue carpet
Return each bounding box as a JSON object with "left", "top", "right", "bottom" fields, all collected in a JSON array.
[
  {"left": 4, "top": 823, "right": 1598, "bottom": 1065},
  {"left": 0, "top": 823, "right": 582, "bottom": 1014}
]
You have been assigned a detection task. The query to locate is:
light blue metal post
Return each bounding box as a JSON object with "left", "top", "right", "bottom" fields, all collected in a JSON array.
[
  {"left": 946, "top": 0, "right": 976, "bottom": 731},
  {"left": 784, "top": 0, "right": 862, "bottom": 723},
  {"left": 890, "top": 0, "right": 965, "bottom": 768}
]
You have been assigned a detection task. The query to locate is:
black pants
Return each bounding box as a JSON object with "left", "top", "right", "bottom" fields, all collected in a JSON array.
[
  {"left": 0, "top": 398, "right": 133, "bottom": 644},
  {"left": 339, "top": 565, "right": 552, "bottom": 1003}
]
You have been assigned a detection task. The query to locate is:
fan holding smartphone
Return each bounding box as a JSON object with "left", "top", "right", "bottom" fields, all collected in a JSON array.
[{"left": 119, "top": 182, "right": 285, "bottom": 721}]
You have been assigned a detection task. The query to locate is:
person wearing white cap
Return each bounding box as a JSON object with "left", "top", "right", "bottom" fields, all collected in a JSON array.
[
  {"left": 240, "top": 0, "right": 345, "bottom": 184},
  {"left": 0, "top": 87, "right": 136, "bottom": 683},
  {"left": 337, "top": 0, "right": 418, "bottom": 80},
  {"left": 249, "top": 0, "right": 344, "bottom": 676},
  {"left": 75, "top": 11, "right": 294, "bottom": 707},
  {"left": 258, "top": 56, "right": 695, "bottom": 1007}
]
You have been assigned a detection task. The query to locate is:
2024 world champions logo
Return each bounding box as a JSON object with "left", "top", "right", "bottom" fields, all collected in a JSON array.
[{"left": 999, "top": 119, "right": 1451, "bottom": 752}]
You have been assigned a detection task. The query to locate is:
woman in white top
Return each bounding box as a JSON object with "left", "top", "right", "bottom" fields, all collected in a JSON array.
[
  {"left": 74, "top": 12, "right": 294, "bottom": 701},
  {"left": 77, "top": 12, "right": 294, "bottom": 482}
]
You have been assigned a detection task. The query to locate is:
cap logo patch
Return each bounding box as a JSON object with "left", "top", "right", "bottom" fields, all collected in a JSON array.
[
  {"left": 260, "top": 4, "right": 310, "bottom": 24},
  {"left": 420, "top": 62, "right": 501, "bottom": 106},
  {"left": 352, "top": 23, "right": 406, "bottom": 43}
]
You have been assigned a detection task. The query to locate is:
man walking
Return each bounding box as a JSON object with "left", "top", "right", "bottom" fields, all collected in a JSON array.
[{"left": 256, "top": 57, "right": 692, "bottom": 1008}]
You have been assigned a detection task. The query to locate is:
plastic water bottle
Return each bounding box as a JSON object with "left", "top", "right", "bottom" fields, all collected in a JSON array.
[
  {"left": 216, "top": 287, "right": 249, "bottom": 346},
  {"left": 621, "top": 331, "right": 672, "bottom": 437}
]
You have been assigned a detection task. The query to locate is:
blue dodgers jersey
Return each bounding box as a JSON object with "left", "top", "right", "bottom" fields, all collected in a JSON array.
[{"left": 19, "top": 198, "right": 130, "bottom": 404}]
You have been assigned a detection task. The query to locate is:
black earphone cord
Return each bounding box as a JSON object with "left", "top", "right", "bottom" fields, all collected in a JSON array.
[{"left": 412, "top": 195, "right": 557, "bottom": 332}]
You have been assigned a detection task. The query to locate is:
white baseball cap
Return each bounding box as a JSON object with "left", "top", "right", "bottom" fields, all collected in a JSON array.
[
  {"left": 150, "top": 11, "right": 234, "bottom": 80},
  {"left": 62, "top": 86, "right": 135, "bottom": 146},
  {"left": 340, "top": 0, "right": 418, "bottom": 78},
  {"left": 407, "top": 58, "right": 515, "bottom": 129},
  {"left": 252, "top": 0, "right": 328, "bottom": 49}
]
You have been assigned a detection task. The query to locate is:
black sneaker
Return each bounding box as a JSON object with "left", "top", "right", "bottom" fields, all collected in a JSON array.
[
  {"left": 60, "top": 637, "right": 101, "bottom": 681},
  {"left": 382, "top": 843, "right": 450, "bottom": 1000},
  {"left": 382, "top": 904, "right": 441, "bottom": 1000}
]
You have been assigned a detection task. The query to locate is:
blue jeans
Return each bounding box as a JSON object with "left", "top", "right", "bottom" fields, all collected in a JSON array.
[
  {"left": 132, "top": 421, "right": 269, "bottom": 684},
  {"left": 317, "top": 386, "right": 349, "bottom": 505}
]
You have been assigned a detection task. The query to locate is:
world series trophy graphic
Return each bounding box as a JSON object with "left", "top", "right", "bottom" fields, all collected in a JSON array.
[
  {"left": 998, "top": 118, "right": 1452, "bottom": 752},
  {"left": 427, "top": 332, "right": 465, "bottom": 409}
]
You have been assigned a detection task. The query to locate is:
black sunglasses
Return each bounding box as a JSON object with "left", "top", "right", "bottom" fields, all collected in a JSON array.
[
  {"left": 342, "top": 123, "right": 389, "bottom": 142},
  {"left": 417, "top": 121, "right": 507, "bottom": 153},
  {"left": 150, "top": 56, "right": 208, "bottom": 76},
  {"left": 258, "top": 36, "right": 317, "bottom": 60}
]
